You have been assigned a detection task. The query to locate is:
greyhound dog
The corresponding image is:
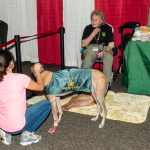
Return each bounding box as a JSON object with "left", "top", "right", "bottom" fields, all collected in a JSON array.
[{"left": 32, "top": 64, "right": 108, "bottom": 133}]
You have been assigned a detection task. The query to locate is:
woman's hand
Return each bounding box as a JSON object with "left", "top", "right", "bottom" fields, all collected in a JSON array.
[
  {"left": 33, "top": 63, "right": 43, "bottom": 74},
  {"left": 28, "top": 63, "right": 44, "bottom": 91}
]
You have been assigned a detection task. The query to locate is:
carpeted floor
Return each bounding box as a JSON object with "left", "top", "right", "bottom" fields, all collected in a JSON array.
[
  {"left": 1, "top": 62, "right": 150, "bottom": 150},
  {"left": 27, "top": 91, "right": 150, "bottom": 124}
]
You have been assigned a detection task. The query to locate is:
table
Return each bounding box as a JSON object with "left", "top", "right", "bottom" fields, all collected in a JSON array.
[{"left": 123, "top": 40, "right": 150, "bottom": 94}]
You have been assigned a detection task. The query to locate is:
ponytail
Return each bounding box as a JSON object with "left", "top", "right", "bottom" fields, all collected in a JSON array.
[
  {"left": 0, "top": 63, "right": 5, "bottom": 81},
  {"left": 0, "top": 50, "right": 14, "bottom": 82}
]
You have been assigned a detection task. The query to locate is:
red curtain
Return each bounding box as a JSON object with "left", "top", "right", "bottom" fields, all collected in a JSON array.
[
  {"left": 37, "top": 0, "right": 63, "bottom": 64},
  {"left": 95, "top": 0, "right": 150, "bottom": 71}
]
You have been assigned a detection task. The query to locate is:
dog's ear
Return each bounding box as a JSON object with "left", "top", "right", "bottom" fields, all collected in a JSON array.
[
  {"left": 30, "top": 72, "right": 37, "bottom": 81},
  {"left": 30, "top": 65, "right": 37, "bottom": 81}
]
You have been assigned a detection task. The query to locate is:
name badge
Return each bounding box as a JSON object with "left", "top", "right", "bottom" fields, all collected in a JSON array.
[{"left": 93, "top": 46, "right": 99, "bottom": 51}]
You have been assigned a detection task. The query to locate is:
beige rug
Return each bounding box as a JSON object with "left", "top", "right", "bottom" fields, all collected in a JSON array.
[{"left": 27, "top": 91, "right": 150, "bottom": 124}]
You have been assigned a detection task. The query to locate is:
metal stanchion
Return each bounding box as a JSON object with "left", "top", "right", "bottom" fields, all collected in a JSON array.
[
  {"left": 15, "top": 35, "right": 22, "bottom": 73},
  {"left": 59, "top": 27, "right": 65, "bottom": 69}
]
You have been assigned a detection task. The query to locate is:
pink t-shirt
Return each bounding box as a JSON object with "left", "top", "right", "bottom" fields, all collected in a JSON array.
[{"left": 0, "top": 73, "right": 30, "bottom": 132}]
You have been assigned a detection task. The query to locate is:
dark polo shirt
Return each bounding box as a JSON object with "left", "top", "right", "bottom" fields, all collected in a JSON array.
[{"left": 82, "top": 24, "right": 114, "bottom": 46}]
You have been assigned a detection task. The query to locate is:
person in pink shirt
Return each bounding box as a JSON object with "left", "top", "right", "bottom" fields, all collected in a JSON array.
[{"left": 0, "top": 50, "right": 51, "bottom": 146}]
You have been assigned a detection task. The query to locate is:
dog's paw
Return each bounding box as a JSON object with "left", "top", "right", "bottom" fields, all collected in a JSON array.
[
  {"left": 99, "top": 123, "right": 104, "bottom": 128},
  {"left": 48, "top": 125, "right": 57, "bottom": 134},
  {"left": 91, "top": 116, "right": 98, "bottom": 121}
]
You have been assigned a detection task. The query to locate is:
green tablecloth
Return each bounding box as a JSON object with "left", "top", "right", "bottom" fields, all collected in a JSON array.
[{"left": 123, "top": 40, "right": 150, "bottom": 94}]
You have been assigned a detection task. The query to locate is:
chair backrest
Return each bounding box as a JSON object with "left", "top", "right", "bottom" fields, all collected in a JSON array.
[
  {"left": 119, "top": 21, "right": 141, "bottom": 34},
  {"left": 118, "top": 21, "right": 141, "bottom": 50},
  {"left": 0, "top": 20, "right": 8, "bottom": 50},
  {"left": 106, "top": 23, "right": 114, "bottom": 33}
]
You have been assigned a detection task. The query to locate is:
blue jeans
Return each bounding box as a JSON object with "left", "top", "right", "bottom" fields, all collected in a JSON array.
[
  {"left": 24, "top": 99, "right": 51, "bottom": 132},
  {"left": 7, "top": 99, "right": 51, "bottom": 134}
]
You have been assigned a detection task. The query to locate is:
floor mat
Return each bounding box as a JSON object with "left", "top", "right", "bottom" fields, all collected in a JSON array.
[{"left": 27, "top": 91, "right": 150, "bottom": 124}]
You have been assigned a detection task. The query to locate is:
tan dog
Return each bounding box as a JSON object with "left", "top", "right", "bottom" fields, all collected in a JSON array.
[
  {"left": 32, "top": 65, "right": 108, "bottom": 133},
  {"left": 62, "top": 93, "right": 96, "bottom": 112}
]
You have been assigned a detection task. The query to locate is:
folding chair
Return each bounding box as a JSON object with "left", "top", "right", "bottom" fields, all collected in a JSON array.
[
  {"left": 118, "top": 21, "right": 141, "bottom": 51},
  {"left": 118, "top": 21, "right": 141, "bottom": 73}
]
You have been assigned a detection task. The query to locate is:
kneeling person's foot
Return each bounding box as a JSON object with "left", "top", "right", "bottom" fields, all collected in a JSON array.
[
  {"left": 20, "top": 131, "right": 41, "bottom": 146},
  {"left": 0, "top": 129, "right": 11, "bottom": 145}
]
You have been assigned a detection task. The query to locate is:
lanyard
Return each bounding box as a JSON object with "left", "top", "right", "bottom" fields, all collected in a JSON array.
[{"left": 95, "top": 31, "right": 100, "bottom": 44}]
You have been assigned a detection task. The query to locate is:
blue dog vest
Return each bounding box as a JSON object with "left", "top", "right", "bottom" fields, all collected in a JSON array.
[{"left": 44, "top": 68, "right": 92, "bottom": 94}]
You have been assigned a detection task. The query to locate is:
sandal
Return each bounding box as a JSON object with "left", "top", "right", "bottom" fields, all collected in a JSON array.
[{"left": 48, "top": 125, "right": 57, "bottom": 134}]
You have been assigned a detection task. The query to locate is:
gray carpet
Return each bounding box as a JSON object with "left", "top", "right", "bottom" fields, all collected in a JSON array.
[{"left": 1, "top": 62, "right": 150, "bottom": 150}]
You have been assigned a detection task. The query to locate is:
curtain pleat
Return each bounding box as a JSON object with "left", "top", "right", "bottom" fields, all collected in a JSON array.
[{"left": 37, "top": 0, "right": 63, "bottom": 64}]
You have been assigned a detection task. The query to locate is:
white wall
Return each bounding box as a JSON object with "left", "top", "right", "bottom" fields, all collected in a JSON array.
[
  {"left": 0, "top": 0, "right": 38, "bottom": 62},
  {"left": 63, "top": 0, "right": 94, "bottom": 67}
]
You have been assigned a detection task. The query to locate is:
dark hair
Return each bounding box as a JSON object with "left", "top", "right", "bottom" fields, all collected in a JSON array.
[
  {"left": 90, "top": 9, "right": 106, "bottom": 25},
  {"left": 0, "top": 50, "right": 14, "bottom": 81}
]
